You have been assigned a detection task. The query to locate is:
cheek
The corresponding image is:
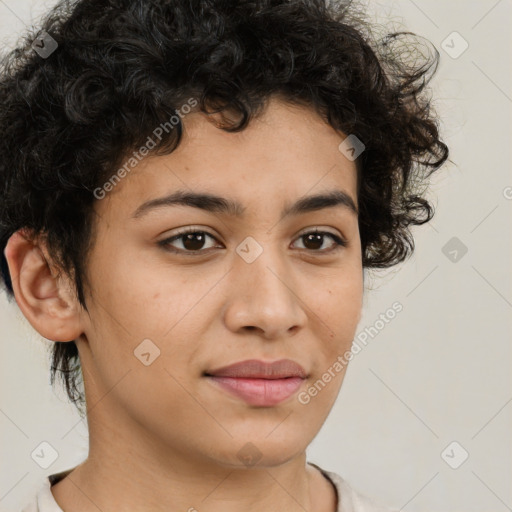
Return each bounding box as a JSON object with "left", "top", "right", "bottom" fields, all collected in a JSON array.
[
  {"left": 302, "top": 277, "right": 362, "bottom": 413},
  {"left": 95, "top": 252, "right": 204, "bottom": 339},
  {"left": 316, "top": 271, "right": 363, "bottom": 336},
  {"left": 85, "top": 256, "right": 221, "bottom": 396}
]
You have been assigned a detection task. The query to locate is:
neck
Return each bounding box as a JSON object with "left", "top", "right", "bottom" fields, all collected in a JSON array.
[{"left": 51, "top": 408, "right": 336, "bottom": 512}]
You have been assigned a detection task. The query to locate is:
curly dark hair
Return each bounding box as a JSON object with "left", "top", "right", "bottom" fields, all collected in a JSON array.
[{"left": 0, "top": 0, "right": 449, "bottom": 415}]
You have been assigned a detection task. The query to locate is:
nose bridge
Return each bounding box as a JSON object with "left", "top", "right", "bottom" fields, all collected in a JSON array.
[{"left": 224, "top": 234, "right": 306, "bottom": 337}]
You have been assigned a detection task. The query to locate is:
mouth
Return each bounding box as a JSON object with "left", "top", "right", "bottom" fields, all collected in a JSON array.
[{"left": 204, "top": 359, "right": 308, "bottom": 407}]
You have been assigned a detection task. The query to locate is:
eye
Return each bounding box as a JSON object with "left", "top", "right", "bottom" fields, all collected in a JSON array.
[
  {"left": 158, "top": 227, "right": 348, "bottom": 255},
  {"left": 158, "top": 227, "right": 221, "bottom": 254},
  {"left": 292, "top": 229, "right": 348, "bottom": 253}
]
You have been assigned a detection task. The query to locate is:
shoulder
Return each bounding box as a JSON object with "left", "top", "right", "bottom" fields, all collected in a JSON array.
[
  {"left": 20, "top": 479, "right": 62, "bottom": 512},
  {"left": 20, "top": 469, "right": 72, "bottom": 512},
  {"left": 308, "top": 462, "right": 398, "bottom": 512}
]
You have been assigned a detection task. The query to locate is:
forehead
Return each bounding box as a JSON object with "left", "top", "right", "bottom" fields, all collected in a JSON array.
[{"left": 94, "top": 97, "right": 358, "bottom": 222}]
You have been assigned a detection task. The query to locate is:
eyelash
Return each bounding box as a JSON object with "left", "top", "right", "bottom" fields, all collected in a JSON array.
[{"left": 158, "top": 227, "right": 348, "bottom": 255}]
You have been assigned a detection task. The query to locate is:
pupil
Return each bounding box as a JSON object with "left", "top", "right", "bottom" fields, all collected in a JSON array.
[
  {"left": 305, "top": 233, "right": 322, "bottom": 250},
  {"left": 184, "top": 233, "right": 204, "bottom": 250}
]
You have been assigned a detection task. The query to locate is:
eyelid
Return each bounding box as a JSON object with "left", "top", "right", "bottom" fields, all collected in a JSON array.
[
  {"left": 295, "top": 226, "right": 343, "bottom": 239},
  {"left": 291, "top": 228, "right": 348, "bottom": 252}
]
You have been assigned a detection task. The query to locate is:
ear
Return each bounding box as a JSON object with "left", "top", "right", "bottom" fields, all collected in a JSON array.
[{"left": 3, "top": 229, "right": 85, "bottom": 342}]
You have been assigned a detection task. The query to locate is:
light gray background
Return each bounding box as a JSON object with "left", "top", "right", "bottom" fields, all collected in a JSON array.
[{"left": 1, "top": 0, "right": 511, "bottom": 511}]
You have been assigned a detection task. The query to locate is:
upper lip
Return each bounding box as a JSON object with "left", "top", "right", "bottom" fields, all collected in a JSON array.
[{"left": 205, "top": 359, "right": 308, "bottom": 379}]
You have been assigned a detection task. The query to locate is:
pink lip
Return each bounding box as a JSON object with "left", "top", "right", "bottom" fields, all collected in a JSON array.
[
  {"left": 205, "top": 359, "right": 307, "bottom": 406},
  {"left": 206, "top": 359, "right": 307, "bottom": 379}
]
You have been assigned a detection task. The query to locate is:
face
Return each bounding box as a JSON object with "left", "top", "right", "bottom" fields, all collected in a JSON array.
[{"left": 77, "top": 96, "right": 363, "bottom": 469}]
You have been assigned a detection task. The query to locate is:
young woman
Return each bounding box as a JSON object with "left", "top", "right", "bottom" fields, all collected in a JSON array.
[{"left": 0, "top": 0, "right": 448, "bottom": 510}]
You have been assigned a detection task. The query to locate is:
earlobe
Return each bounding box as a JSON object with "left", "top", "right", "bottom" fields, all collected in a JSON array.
[{"left": 4, "top": 229, "right": 84, "bottom": 342}]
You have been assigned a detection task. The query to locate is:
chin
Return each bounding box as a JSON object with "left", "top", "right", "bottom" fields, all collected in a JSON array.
[{"left": 207, "top": 433, "right": 309, "bottom": 470}]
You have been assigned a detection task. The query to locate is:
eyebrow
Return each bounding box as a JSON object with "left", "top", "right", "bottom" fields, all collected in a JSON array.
[{"left": 131, "top": 188, "right": 358, "bottom": 220}]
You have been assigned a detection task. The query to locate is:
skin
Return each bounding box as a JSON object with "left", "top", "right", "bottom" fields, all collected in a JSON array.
[{"left": 5, "top": 96, "right": 364, "bottom": 512}]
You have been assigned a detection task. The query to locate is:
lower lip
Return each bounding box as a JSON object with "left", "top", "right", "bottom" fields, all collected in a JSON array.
[{"left": 207, "top": 376, "right": 304, "bottom": 406}]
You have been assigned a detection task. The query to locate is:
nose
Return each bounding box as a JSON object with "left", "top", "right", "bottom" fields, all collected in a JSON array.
[{"left": 222, "top": 242, "right": 308, "bottom": 340}]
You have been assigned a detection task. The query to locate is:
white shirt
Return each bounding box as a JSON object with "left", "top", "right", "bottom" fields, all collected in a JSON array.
[{"left": 21, "top": 462, "right": 397, "bottom": 512}]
